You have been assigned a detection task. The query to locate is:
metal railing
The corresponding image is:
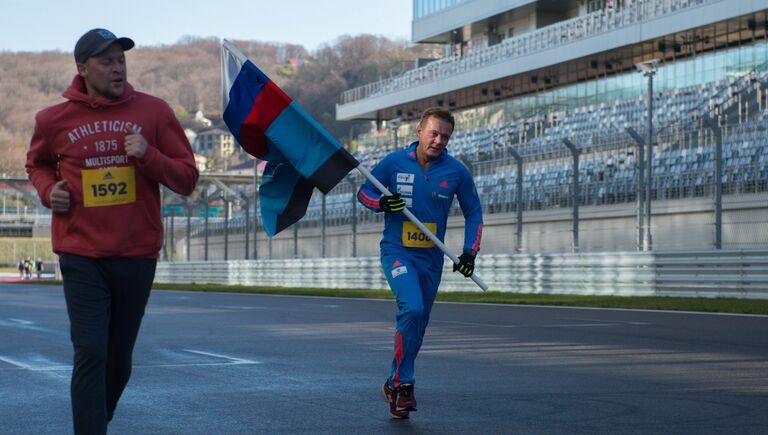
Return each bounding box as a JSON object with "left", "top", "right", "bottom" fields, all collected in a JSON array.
[
  {"left": 154, "top": 249, "right": 768, "bottom": 298},
  {"left": 655, "top": 249, "right": 768, "bottom": 298}
]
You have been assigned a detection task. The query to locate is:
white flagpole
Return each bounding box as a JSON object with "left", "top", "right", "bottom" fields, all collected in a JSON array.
[
  {"left": 221, "top": 39, "right": 247, "bottom": 111},
  {"left": 355, "top": 165, "right": 488, "bottom": 291}
]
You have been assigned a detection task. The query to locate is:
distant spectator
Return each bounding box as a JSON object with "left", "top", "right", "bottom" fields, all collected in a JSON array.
[
  {"left": 17, "top": 259, "right": 24, "bottom": 278},
  {"left": 24, "top": 256, "right": 33, "bottom": 279},
  {"left": 35, "top": 258, "right": 44, "bottom": 279}
]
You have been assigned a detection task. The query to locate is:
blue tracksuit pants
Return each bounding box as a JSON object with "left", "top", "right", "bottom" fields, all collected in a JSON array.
[{"left": 381, "top": 250, "right": 442, "bottom": 388}]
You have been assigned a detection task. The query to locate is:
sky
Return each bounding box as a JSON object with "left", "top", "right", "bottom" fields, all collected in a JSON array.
[{"left": 1, "top": 0, "right": 413, "bottom": 53}]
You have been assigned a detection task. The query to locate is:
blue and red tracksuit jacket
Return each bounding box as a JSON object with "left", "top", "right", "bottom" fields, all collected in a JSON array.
[{"left": 357, "top": 141, "right": 483, "bottom": 267}]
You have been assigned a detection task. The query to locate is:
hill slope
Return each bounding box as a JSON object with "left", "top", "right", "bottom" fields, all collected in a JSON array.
[{"left": 0, "top": 35, "right": 434, "bottom": 176}]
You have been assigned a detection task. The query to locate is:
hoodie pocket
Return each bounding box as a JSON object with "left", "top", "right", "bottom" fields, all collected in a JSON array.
[{"left": 58, "top": 199, "right": 161, "bottom": 255}]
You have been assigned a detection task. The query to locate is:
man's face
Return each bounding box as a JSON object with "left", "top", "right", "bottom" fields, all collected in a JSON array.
[
  {"left": 77, "top": 43, "right": 127, "bottom": 100},
  {"left": 416, "top": 116, "right": 453, "bottom": 161}
]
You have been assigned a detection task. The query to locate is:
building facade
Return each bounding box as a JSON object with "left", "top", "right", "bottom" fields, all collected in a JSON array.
[
  {"left": 338, "top": 0, "right": 768, "bottom": 126},
  {"left": 194, "top": 128, "right": 235, "bottom": 158}
]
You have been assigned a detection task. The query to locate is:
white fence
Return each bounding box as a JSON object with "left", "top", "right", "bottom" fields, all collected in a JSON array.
[{"left": 154, "top": 249, "right": 768, "bottom": 299}]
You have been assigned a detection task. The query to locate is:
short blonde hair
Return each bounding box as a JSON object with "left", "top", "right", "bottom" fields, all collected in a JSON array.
[{"left": 418, "top": 107, "right": 455, "bottom": 131}]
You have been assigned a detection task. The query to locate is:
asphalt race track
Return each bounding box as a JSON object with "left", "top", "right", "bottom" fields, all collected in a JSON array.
[{"left": 1, "top": 283, "right": 767, "bottom": 434}]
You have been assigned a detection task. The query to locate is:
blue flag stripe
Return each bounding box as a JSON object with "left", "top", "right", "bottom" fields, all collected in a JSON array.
[
  {"left": 266, "top": 102, "right": 340, "bottom": 181},
  {"left": 223, "top": 60, "right": 270, "bottom": 142}
]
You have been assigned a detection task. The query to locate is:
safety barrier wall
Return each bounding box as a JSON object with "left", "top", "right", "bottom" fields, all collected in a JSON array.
[
  {"left": 654, "top": 249, "right": 768, "bottom": 299},
  {"left": 153, "top": 249, "right": 768, "bottom": 299},
  {"left": 29, "top": 249, "right": 763, "bottom": 298}
]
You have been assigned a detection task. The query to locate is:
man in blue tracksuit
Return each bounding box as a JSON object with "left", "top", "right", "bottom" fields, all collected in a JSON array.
[{"left": 357, "top": 107, "right": 483, "bottom": 419}]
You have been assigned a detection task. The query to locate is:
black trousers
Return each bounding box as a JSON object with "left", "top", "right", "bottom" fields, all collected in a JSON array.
[{"left": 60, "top": 254, "right": 156, "bottom": 435}]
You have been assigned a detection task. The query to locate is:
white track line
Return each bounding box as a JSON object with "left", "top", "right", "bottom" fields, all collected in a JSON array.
[
  {"left": 0, "top": 350, "right": 260, "bottom": 372},
  {"left": 8, "top": 318, "right": 34, "bottom": 325},
  {"left": 182, "top": 349, "right": 259, "bottom": 365},
  {"left": 0, "top": 355, "right": 69, "bottom": 371},
  {"left": 434, "top": 319, "right": 649, "bottom": 328}
]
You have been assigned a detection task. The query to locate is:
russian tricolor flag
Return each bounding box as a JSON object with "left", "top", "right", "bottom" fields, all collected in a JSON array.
[{"left": 221, "top": 40, "right": 359, "bottom": 236}]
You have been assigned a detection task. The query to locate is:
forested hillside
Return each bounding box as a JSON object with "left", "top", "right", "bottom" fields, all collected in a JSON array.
[{"left": 0, "top": 35, "right": 435, "bottom": 175}]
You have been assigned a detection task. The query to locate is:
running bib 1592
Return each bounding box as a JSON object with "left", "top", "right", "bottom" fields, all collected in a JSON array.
[
  {"left": 402, "top": 221, "right": 436, "bottom": 248},
  {"left": 81, "top": 166, "right": 136, "bottom": 207}
]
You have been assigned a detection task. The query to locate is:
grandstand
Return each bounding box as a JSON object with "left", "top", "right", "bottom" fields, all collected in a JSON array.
[
  {"left": 180, "top": 0, "right": 768, "bottom": 260},
  {"left": 327, "top": 0, "right": 768, "bottom": 253}
]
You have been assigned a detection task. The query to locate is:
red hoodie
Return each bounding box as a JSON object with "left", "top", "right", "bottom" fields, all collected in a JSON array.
[{"left": 26, "top": 75, "right": 199, "bottom": 258}]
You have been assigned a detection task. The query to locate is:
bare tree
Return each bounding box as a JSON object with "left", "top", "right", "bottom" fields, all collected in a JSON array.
[{"left": 0, "top": 34, "right": 435, "bottom": 174}]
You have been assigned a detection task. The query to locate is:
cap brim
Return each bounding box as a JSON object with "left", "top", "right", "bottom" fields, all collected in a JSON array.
[{"left": 90, "top": 37, "right": 135, "bottom": 58}]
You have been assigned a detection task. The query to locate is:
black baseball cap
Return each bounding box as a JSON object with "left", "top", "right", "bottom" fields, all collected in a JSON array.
[{"left": 74, "top": 28, "right": 134, "bottom": 64}]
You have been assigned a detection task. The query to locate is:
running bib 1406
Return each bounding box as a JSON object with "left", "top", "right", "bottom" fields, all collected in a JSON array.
[
  {"left": 81, "top": 166, "right": 136, "bottom": 207},
  {"left": 402, "top": 221, "right": 436, "bottom": 248}
]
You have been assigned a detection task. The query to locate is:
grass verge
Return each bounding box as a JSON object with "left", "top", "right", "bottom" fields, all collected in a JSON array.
[{"left": 12, "top": 281, "right": 768, "bottom": 315}]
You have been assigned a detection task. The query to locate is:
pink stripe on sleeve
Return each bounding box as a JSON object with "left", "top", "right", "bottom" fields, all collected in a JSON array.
[
  {"left": 471, "top": 224, "right": 483, "bottom": 253},
  {"left": 357, "top": 190, "right": 380, "bottom": 209}
]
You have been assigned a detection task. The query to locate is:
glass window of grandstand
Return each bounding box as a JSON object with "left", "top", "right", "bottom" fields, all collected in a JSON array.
[
  {"left": 413, "top": 0, "right": 466, "bottom": 19},
  {"left": 458, "top": 40, "right": 768, "bottom": 132}
]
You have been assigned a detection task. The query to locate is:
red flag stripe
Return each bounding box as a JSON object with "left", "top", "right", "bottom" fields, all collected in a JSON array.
[
  {"left": 238, "top": 124, "right": 269, "bottom": 158},
  {"left": 240, "top": 81, "right": 292, "bottom": 158}
]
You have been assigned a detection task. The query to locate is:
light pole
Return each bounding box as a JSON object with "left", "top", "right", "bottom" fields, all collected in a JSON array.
[
  {"left": 253, "top": 160, "right": 260, "bottom": 260},
  {"left": 635, "top": 59, "right": 658, "bottom": 251},
  {"left": 347, "top": 175, "right": 358, "bottom": 257}
]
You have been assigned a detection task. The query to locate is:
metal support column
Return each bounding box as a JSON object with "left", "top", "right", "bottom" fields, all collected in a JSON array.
[
  {"left": 293, "top": 222, "right": 298, "bottom": 258},
  {"left": 508, "top": 147, "right": 524, "bottom": 253},
  {"left": 223, "top": 196, "right": 230, "bottom": 261},
  {"left": 348, "top": 176, "right": 358, "bottom": 257},
  {"left": 185, "top": 199, "right": 191, "bottom": 261},
  {"left": 243, "top": 195, "right": 250, "bottom": 260},
  {"left": 563, "top": 138, "right": 581, "bottom": 252},
  {"left": 639, "top": 61, "right": 656, "bottom": 251},
  {"left": 702, "top": 115, "right": 723, "bottom": 249},
  {"left": 626, "top": 127, "right": 646, "bottom": 251},
  {"left": 162, "top": 213, "right": 168, "bottom": 260},
  {"left": 169, "top": 206, "right": 175, "bottom": 261},
  {"left": 161, "top": 188, "right": 167, "bottom": 260},
  {"left": 203, "top": 192, "right": 209, "bottom": 261},
  {"left": 321, "top": 194, "right": 327, "bottom": 258},
  {"left": 635, "top": 61, "right": 658, "bottom": 251},
  {"left": 253, "top": 164, "right": 259, "bottom": 260},
  {"left": 645, "top": 71, "right": 655, "bottom": 251}
]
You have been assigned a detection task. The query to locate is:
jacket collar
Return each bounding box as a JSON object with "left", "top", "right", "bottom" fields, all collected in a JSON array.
[{"left": 62, "top": 74, "right": 136, "bottom": 109}]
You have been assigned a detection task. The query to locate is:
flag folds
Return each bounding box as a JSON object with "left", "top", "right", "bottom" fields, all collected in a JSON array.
[{"left": 221, "top": 40, "right": 358, "bottom": 236}]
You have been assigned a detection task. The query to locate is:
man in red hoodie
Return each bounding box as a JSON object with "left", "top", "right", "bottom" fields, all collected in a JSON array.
[{"left": 26, "top": 28, "right": 198, "bottom": 434}]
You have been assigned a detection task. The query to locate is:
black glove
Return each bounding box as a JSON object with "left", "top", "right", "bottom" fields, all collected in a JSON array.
[
  {"left": 379, "top": 193, "right": 406, "bottom": 212},
  {"left": 453, "top": 253, "right": 476, "bottom": 277}
]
